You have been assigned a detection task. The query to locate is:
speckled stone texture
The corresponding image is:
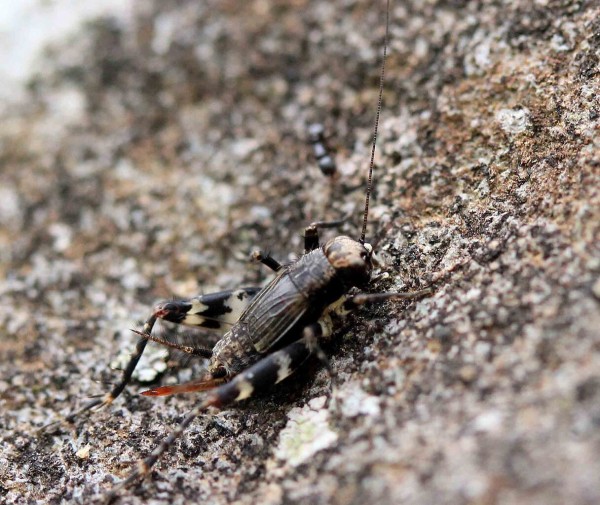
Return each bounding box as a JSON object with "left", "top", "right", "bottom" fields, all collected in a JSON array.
[{"left": 1, "top": 1, "right": 599, "bottom": 504}]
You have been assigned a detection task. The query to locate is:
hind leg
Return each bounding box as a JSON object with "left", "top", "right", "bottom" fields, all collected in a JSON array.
[
  {"left": 107, "top": 336, "right": 314, "bottom": 497},
  {"left": 58, "top": 288, "right": 261, "bottom": 425}
]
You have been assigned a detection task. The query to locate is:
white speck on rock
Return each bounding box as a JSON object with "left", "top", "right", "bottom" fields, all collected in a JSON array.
[
  {"left": 0, "top": 185, "right": 22, "bottom": 230},
  {"left": 471, "top": 409, "right": 504, "bottom": 434},
  {"left": 250, "top": 205, "right": 272, "bottom": 221},
  {"left": 152, "top": 11, "right": 178, "bottom": 55},
  {"left": 464, "top": 39, "right": 492, "bottom": 76},
  {"left": 230, "top": 138, "right": 261, "bottom": 159},
  {"left": 75, "top": 445, "right": 90, "bottom": 459},
  {"left": 114, "top": 257, "right": 150, "bottom": 291},
  {"left": 339, "top": 382, "right": 381, "bottom": 418},
  {"left": 275, "top": 396, "right": 338, "bottom": 467},
  {"left": 476, "top": 178, "right": 490, "bottom": 197},
  {"left": 46, "top": 86, "right": 86, "bottom": 125},
  {"left": 48, "top": 222, "right": 73, "bottom": 252},
  {"left": 496, "top": 108, "right": 531, "bottom": 135},
  {"left": 550, "top": 33, "right": 571, "bottom": 52}
]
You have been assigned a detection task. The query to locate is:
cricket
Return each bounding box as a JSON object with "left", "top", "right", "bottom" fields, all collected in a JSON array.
[{"left": 52, "top": 0, "right": 431, "bottom": 498}]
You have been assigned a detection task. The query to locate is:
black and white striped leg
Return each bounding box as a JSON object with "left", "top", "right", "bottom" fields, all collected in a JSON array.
[
  {"left": 208, "top": 337, "right": 314, "bottom": 407},
  {"left": 156, "top": 287, "right": 262, "bottom": 331},
  {"left": 304, "top": 219, "right": 346, "bottom": 253},
  {"left": 251, "top": 250, "right": 282, "bottom": 272},
  {"left": 109, "top": 338, "right": 313, "bottom": 497},
  {"left": 111, "top": 288, "right": 261, "bottom": 399},
  {"left": 55, "top": 289, "right": 262, "bottom": 428}
]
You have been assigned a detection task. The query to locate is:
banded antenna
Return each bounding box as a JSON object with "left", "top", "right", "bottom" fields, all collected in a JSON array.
[{"left": 360, "top": 0, "right": 391, "bottom": 244}]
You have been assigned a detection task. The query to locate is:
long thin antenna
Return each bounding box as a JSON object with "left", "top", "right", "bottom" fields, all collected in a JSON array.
[{"left": 360, "top": 0, "right": 390, "bottom": 244}]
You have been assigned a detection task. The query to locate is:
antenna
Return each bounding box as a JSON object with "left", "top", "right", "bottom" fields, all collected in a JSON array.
[{"left": 360, "top": 0, "right": 390, "bottom": 244}]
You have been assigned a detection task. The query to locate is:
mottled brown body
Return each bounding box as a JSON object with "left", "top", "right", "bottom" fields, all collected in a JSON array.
[{"left": 210, "top": 240, "right": 366, "bottom": 377}]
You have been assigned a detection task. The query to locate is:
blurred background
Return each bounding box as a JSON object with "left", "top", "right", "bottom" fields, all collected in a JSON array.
[{"left": 1, "top": 1, "right": 599, "bottom": 504}]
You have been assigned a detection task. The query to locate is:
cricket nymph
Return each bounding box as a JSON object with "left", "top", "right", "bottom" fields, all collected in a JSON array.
[{"left": 208, "top": 236, "right": 374, "bottom": 378}]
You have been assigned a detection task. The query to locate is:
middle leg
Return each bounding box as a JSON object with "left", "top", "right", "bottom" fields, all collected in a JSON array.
[
  {"left": 343, "top": 288, "right": 433, "bottom": 311},
  {"left": 251, "top": 250, "right": 282, "bottom": 272}
]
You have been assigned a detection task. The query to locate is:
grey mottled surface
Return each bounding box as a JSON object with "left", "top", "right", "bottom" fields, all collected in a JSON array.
[{"left": 1, "top": 1, "right": 599, "bottom": 504}]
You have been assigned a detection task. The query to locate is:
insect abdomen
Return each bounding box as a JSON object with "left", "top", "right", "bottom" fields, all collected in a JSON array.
[{"left": 209, "top": 323, "right": 265, "bottom": 376}]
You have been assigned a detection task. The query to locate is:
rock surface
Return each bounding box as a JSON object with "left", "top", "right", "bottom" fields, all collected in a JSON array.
[{"left": 1, "top": 1, "right": 599, "bottom": 504}]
